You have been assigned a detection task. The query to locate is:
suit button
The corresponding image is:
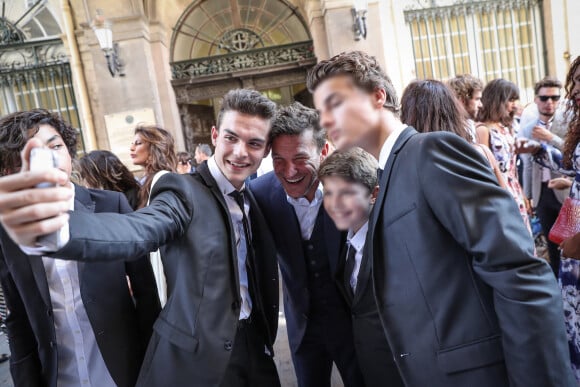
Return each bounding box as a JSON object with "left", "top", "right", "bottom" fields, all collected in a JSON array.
[
  {"left": 46, "top": 309, "right": 52, "bottom": 317},
  {"left": 224, "top": 340, "right": 233, "bottom": 351},
  {"left": 314, "top": 272, "right": 319, "bottom": 278},
  {"left": 307, "top": 244, "right": 314, "bottom": 250},
  {"left": 49, "top": 341, "right": 55, "bottom": 348},
  {"left": 272, "top": 304, "right": 277, "bottom": 309},
  {"left": 310, "top": 260, "right": 316, "bottom": 266}
]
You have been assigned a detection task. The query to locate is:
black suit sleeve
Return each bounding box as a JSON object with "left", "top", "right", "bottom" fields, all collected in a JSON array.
[
  {"left": 112, "top": 191, "right": 162, "bottom": 351},
  {"left": 55, "top": 173, "right": 192, "bottom": 262},
  {"left": 0, "top": 246, "right": 43, "bottom": 385},
  {"left": 419, "top": 133, "right": 569, "bottom": 385}
]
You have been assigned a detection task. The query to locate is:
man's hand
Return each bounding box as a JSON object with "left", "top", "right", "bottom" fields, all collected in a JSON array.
[
  {"left": 0, "top": 139, "right": 72, "bottom": 247},
  {"left": 514, "top": 138, "right": 541, "bottom": 154},
  {"left": 532, "top": 126, "right": 554, "bottom": 143},
  {"left": 561, "top": 232, "right": 580, "bottom": 259}
]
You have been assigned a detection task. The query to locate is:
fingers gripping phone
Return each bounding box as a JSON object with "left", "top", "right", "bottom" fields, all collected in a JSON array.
[{"left": 29, "top": 147, "right": 62, "bottom": 249}]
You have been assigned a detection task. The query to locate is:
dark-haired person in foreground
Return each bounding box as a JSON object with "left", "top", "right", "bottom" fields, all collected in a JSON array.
[
  {"left": 0, "top": 89, "right": 281, "bottom": 386},
  {"left": 0, "top": 109, "right": 161, "bottom": 387},
  {"left": 307, "top": 50, "right": 575, "bottom": 386}
]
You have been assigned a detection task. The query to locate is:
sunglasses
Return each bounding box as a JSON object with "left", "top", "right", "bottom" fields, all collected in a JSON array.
[{"left": 538, "top": 95, "right": 560, "bottom": 102}]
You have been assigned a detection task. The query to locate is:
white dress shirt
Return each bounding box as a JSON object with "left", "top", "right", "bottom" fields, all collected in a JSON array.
[
  {"left": 378, "top": 125, "right": 407, "bottom": 169},
  {"left": 208, "top": 156, "right": 252, "bottom": 320},
  {"left": 287, "top": 186, "right": 323, "bottom": 240},
  {"left": 346, "top": 222, "right": 368, "bottom": 292}
]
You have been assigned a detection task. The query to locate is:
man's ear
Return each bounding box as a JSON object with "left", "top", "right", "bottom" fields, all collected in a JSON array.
[
  {"left": 263, "top": 144, "right": 271, "bottom": 159},
  {"left": 374, "top": 87, "right": 387, "bottom": 109},
  {"left": 211, "top": 126, "right": 218, "bottom": 146},
  {"left": 370, "top": 185, "right": 379, "bottom": 204}
]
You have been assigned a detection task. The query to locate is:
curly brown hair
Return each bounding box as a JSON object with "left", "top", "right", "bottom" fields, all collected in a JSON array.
[
  {"left": 0, "top": 109, "right": 78, "bottom": 176},
  {"left": 561, "top": 56, "right": 580, "bottom": 169},
  {"left": 134, "top": 125, "right": 177, "bottom": 208}
]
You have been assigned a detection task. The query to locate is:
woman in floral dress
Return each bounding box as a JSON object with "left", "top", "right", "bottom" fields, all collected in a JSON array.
[
  {"left": 476, "top": 78, "right": 532, "bottom": 233},
  {"left": 537, "top": 55, "right": 580, "bottom": 382}
]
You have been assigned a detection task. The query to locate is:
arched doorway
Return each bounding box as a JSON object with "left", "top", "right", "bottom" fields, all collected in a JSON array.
[{"left": 170, "top": 0, "right": 316, "bottom": 152}]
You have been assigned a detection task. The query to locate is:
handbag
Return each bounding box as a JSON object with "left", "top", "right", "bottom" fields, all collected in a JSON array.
[{"left": 548, "top": 197, "right": 580, "bottom": 244}]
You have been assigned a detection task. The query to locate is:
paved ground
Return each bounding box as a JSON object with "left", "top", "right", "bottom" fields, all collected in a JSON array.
[
  {"left": 0, "top": 300, "right": 343, "bottom": 387},
  {"left": 0, "top": 333, "right": 12, "bottom": 387}
]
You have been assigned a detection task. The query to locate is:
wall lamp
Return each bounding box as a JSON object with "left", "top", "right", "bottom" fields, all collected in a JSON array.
[
  {"left": 91, "top": 10, "right": 124, "bottom": 77},
  {"left": 351, "top": 0, "right": 368, "bottom": 41}
]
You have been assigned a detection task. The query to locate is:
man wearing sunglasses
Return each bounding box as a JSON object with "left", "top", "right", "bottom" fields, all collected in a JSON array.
[{"left": 520, "top": 76, "right": 569, "bottom": 275}]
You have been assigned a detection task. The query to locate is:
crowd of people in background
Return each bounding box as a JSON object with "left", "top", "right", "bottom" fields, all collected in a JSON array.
[{"left": 0, "top": 51, "right": 579, "bottom": 387}]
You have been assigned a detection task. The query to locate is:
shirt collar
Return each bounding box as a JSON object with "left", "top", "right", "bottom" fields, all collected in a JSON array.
[
  {"left": 286, "top": 184, "right": 323, "bottom": 207},
  {"left": 208, "top": 156, "right": 244, "bottom": 195},
  {"left": 378, "top": 125, "right": 407, "bottom": 169},
  {"left": 347, "top": 221, "right": 368, "bottom": 252}
]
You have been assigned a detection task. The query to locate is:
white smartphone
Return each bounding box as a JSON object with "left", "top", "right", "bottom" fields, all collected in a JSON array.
[
  {"left": 29, "top": 147, "right": 62, "bottom": 248},
  {"left": 30, "top": 148, "right": 59, "bottom": 188}
]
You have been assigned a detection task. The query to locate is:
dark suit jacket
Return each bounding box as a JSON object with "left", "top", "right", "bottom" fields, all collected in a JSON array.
[
  {"left": 54, "top": 164, "right": 279, "bottom": 386},
  {"left": 249, "top": 172, "right": 346, "bottom": 353},
  {"left": 334, "top": 243, "right": 403, "bottom": 387},
  {"left": 0, "top": 185, "right": 161, "bottom": 387},
  {"left": 369, "top": 127, "right": 575, "bottom": 386}
]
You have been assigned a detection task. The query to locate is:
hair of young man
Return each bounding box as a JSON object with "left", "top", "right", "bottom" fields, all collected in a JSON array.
[
  {"left": 476, "top": 78, "right": 520, "bottom": 126},
  {"left": 306, "top": 50, "right": 400, "bottom": 115},
  {"left": 78, "top": 150, "right": 140, "bottom": 193},
  {"left": 562, "top": 56, "right": 580, "bottom": 168},
  {"left": 0, "top": 109, "right": 78, "bottom": 176},
  {"left": 534, "top": 76, "right": 562, "bottom": 95},
  {"left": 401, "top": 79, "right": 471, "bottom": 142},
  {"left": 134, "top": 124, "right": 177, "bottom": 208},
  {"left": 176, "top": 151, "right": 192, "bottom": 165},
  {"left": 215, "top": 89, "right": 277, "bottom": 130},
  {"left": 269, "top": 101, "right": 326, "bottom": 151},
  {"left": 447, "top": 74, "right": 483, "bottom": 105},
  {"left": 195, "top": 143, "right": 212, "bottom": 157},
  {"left": 318, "top": 147, "right": 378, "bottom": 193}
]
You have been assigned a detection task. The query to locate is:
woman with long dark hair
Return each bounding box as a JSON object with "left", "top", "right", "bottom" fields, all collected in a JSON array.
[
  {"left": 401, "top": 79, "right": 505, "bottom": 188},
  {"left": 476, "top": 79, "right": 531, "bottom": 231},
  {"left": 78, "top": 150, "right": 140, "bottom": 209}
]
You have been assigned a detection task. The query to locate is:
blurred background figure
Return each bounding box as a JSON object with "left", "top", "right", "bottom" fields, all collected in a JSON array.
[
  {"left": 194, "top": 143, "right": 212, "bottom": 168},
  {"left": 78, "top": 150, "right": 141, "bottom": 210},
  {"left": 401, "top": 79, "right": 505, "bottom": 188},
  {"left": 447, "top": 74, "right": 484, "bottom": 142},
  {"left": 476, "top": 79, "right": 532, "bottom": 232},
  {"left": 176, "top": 151, "right": 193, "bottom": 174},
  {"left": 519, "top": 77, "right": 569, "bottom": 275},
  {"left": 129, "top": 125, "right": 177, "bottom": 208},
  {"left": 129, "top": 124, "right": 177, "bottom": 305}
]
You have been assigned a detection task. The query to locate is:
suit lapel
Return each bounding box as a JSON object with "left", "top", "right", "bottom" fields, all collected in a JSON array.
[
  {"left": 268, "top": 182, "right": 304, "bottom": 255},
  {"left": 197, "top": 162, "right": 241, "bottom": 295},
  {"left": 368, "top": 127, "right": 417, "bottom": 260},
  {"left": 73, "top": 185, "right": 96, "bottom": 280},
  {"left": 29, "top": 256, "right": 52, "bottom": 307}
]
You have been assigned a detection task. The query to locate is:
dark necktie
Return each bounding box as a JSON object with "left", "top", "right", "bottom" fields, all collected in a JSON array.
[
  {"left": 228, "top": 190, "right": 258, "bottom": 313},
  {"left": 344, "top": 242, "right": 356, "bottom": 298}
]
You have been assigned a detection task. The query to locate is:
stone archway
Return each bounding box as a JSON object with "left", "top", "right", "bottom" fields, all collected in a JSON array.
[{"left": 170, "top": 0, "right": 316, "bottom": 152}]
